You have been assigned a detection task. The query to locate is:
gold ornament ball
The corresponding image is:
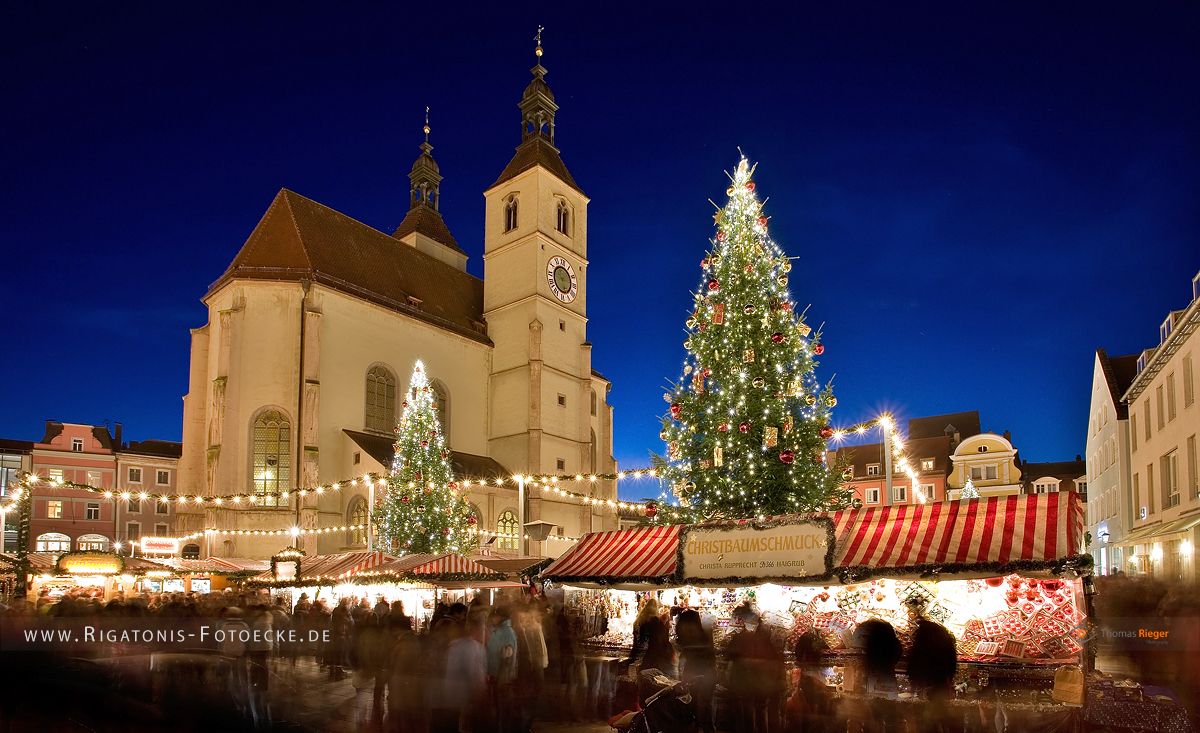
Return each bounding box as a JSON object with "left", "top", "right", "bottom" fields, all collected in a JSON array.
[
  {"left": 805, "top": 394, "right": 817, "bottom": 406},
  {"left": 777, "top": 275, "right": 789, "bottom": 287},
  {"left": 826, "top": 395, "right": 838, "bottom": 407},
  {"left": 782, "top": 260, "right": 792, "bottom": 273}
]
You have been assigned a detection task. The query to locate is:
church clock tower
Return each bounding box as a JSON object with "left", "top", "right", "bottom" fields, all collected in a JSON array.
[{"left": 484, "top": 32, "right": 596, "bottom": 486}]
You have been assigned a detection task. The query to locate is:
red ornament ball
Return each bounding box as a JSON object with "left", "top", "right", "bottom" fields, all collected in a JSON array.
[
  {"left": 467, "top": 515, "right": 477, "bottom": 526},
  {"left": 746, "top": 181, "right": 756, "bottom": 191},
  {"left": 670, "top": 403, "right": 682, "bottom": 419},
  {"left": 401, "top": 401, "right": 409, "bottom": 409},
  {"left": 779, "top": 449, "right": 796, "bottom": 464},
  {"left": 813, "top": 343, "right": 826, "bottom": 355},
  {"left": 644, "top": 502, "right": 658, "bottom": 519},
  {"left": 443, "top": 527, "right": 452, "bottom": 536},
  {"left": 707, "top": 279, "right": 720, "bottom": 291},
  {"left": 738, "top": 421, "right": 750, "bottom": 433},
  {"left": 780, "top": 302, "right": 792, "bottom": 312},
  {"left": 420, "top": 440, "right": 429, "bottom": 448},
  {"left": 701, "top": 257, "right": 709, "bottom": 269},
  {"left": 985, "top": 577, "right": 1005, "bottom": 588},
  {"left": 770, "top": 331, "right": 785, "bottom": 344},
  {"left": 718, "top": 422, "right": 730, "bottom": 433},
  {"left": 716, "top": 231, "right": 727, "bottom": 242},
  {"left": 819, "top": 426, "right": 834, "bottom": 439},
  {"left": 400, "top": 495, "right": 410, "bottom": 504},
  {"left": 757, "top": 216, "right": 768, "bottom": 227}
]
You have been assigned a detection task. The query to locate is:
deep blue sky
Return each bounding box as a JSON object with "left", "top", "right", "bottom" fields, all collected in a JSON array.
[{"left": 2, "top": 4, "right": 1197, "bottom": 492}]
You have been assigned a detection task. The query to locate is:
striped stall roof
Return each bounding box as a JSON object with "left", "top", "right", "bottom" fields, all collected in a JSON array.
[
  {"left": 374, "top": 552, "right": 504, "bottom": 579},
  {"left": 540, "top": 524, "right": 683, "bottom": 585},
  {"left": 540, "top": 493, "right": 1085, "bottom": 587},
  {"left": 251, "top": 550, "right": 394, "bottom": 584}
]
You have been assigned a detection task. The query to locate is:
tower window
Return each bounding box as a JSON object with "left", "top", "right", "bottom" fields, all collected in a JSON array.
[
  {"left": 557, "top": 394, "right": 566, "bottom": 407},
  {"left": 504, "top": 194, "right": 519, "bottom": 232},
  {"left": 555, "top": 199, "right": 570, "bottom": 236},
  {"left": 347, "top": 496, "right": 368, "bottom": 547}
]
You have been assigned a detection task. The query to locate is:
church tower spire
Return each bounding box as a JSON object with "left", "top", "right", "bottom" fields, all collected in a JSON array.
[
  {"left": 408, "top": 106, "right": 442, "bottom": 210},
  {"left": 520, "top": 26, "right": 557, "bottom": 146},
  {"left": 393, "top": 107, "right": 467, "bottom": 270}
]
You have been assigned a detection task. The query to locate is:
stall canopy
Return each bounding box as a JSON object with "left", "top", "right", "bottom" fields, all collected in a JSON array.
[
  {"left": 541, "top": 492, "right": 1089, "bottom": 588},
  {"left": 0, "top": 552, "right": 171, "bottom": 576},
  {"left": 250, "top": 550, "right": 395, "bottom": 585},
  {"left": 354, "top": 552, "right": 513, "bottom": 586}
]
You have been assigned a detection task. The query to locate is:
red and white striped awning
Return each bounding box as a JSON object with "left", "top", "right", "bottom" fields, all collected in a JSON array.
[
  {"left": 540, "top": 524, "right": 682, "bottom": 586},
  {"left": 252, "top": 550, "right": 394, "bottom": 584},
  {"left": 830, "top": 492, "right": 1082, "bottom": 571},
  {"left": 541, "top": 493, "right": 1085, "bottom": 587},
  {"left": 374, "top": 552, "right": 503, "bottom": 579}
]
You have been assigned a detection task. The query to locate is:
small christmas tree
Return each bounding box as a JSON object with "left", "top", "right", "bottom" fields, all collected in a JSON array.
[
  {"left": 376, "top": 361, "right": 477, "bottom": 554},
  {"left": 655, "top": 156, "right": 851, "bottom": 521},
  {"left": 960, "top": 476, "right": 979, "bottom": 500}
]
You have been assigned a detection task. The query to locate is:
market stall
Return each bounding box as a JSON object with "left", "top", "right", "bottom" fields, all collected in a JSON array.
[
  {"left": 352, "top": 552, "right": 525, "bottom": 617},
  {"left": 542, "top": 493, "right": 1100, "bottom": 726},
  {"left": 147, "top": 557, "right": 268, "bottom": 594},
  {"left": 1, "top": 551, "right": 175, "bottom": 601}
]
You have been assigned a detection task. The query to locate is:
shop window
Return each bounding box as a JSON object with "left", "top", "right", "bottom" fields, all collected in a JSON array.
[
  {"left": 36, "top": 532, "right": 71, "bottom": 552},
  {"left": 76, "top": 534, "right": 108, "bottom": 551}
]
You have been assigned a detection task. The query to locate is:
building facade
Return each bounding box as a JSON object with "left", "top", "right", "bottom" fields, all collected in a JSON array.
[
  {"left": 1085, "top": 349, "right": 1137, "bottom": 574},
  {"left": 0, "top": 439, "right": 33, "bottom": 552},
  {"left": 1120, "top": 270, "right": 1200, "bottom": 582},
  {"left": 177, "top": 46, "right": 618, "bottom": 559}
]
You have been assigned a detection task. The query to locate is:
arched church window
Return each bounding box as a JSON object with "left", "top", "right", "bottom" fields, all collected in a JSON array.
[
  {"left": 504, "top": 195, "right": 519, "bottom": 232},
  {"left": 556, "top": 199, "right": 571, "bottom": 236},
  {"left": 347, "top": 496, "right": 368, "bottom": 546},
  {"left": 251, "top": 409, "right": 291, "bottom": 507},
  {"left": 181, "top": 543, "right": 201, "bottom": 560},
  {"left": 365, "top": 365, "right": 397, "bottom": 433},
  {"left": 430, "top": 379, "right": 450, "bottom": 443},
  {"left": 590, "top": 388, "right": 597, "bottom": 416},
  {"left": 497, "top": 509, "right": 519, "bottom": 550}
]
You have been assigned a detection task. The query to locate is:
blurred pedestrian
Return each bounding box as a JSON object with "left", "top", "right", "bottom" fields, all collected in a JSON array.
[{"left": 677, "top": 609, "right": 716, "bottom": 733}]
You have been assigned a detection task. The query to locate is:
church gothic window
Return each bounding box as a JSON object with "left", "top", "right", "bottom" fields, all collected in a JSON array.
[
  {"left": 504, "top": 195, "right": 519, "bottom": 232},
  {"left": 365, "top": 365, "right": 397, "bottom": 433},
  {"left": 555, "top": 198, "right": 570, "bottom": 236},
  {"left": 497, "top": 509, "right": 519, "bottom": 550},
  {"left": 347, "top": 496, "right": 368, "bottom": 547},
  {"left": 251, "top": 409, "right": 291, "bottom": 507},
  {"left": 430, "top": 379, "right": 450, "bottom": 443}
]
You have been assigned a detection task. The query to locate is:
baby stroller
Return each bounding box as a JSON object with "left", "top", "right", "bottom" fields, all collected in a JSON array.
[{"left": 609, "top": 668, "right": 698, "bottom": 733}]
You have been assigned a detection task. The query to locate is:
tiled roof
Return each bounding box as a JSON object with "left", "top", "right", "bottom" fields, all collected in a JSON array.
[
  {"left": 342, "top": 429, "right": 509, "bottom": 480},
  {"left": 121, "top": 439, "right": 182, "bottom": 458},
  {"left": 1096, "top": 349, "right": 1139, "bottom": 419},
  {"left": 392, "top": 204, "right": 463, "bottom": 253},
  {"left": 490, "top": 138, "right": 583, "bottom": 195},
  {"left": 907, "top": 411, "right": 981, "bottom": 442},
  {"left": 830, "top": 435, "right": 952, "bottom": 479},
  {"left": 210, "top": 189, "right": 488, "bottom": 344},
  {"left": 0, "top": 438, "right": 32, "bottom": 453}
]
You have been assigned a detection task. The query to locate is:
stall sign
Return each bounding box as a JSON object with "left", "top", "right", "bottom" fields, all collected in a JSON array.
[
  {"left": 139, "top": 537, "right": 180, "bottom": 555},
  {"left": 57, "top": 552, "right": 123, "bottom": 576},
  {"left": 275, "top": 561, "right": 298, "bottom": 583},
  {"left": 162, "top": 578, "right": 185, "bottom": 593},
  {"left": 680, "top": 520, "right": 833, "bottom": 583},
  {"left": 190, "top": 578, "right": 211, "bottom": 594}
]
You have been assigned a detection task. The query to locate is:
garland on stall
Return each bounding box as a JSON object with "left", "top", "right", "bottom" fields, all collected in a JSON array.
[
  {"left": 350, "top": 570, "right": 506, "bottom": 585},
  {"left": 269, "top": 547, "right": 305, "bottom": 582},
  {"left": 834, "top": 553, "right": 1095, "bottom": 585}
]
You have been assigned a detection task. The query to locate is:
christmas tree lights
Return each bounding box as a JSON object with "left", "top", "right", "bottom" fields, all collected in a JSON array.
[
  {"left": 656, "top": 156, "right": 851, "bottom": 520},
  {"left": 375, "top": 361, "right": 477, "bottom": 554}
]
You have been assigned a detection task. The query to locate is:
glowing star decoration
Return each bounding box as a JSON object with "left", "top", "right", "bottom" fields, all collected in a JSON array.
[
  {"left": 653, "top": 156, "right": 851, "bottom": 521},
  {"left": 375, "top": 361, "right": 476, "bottom": 555}
]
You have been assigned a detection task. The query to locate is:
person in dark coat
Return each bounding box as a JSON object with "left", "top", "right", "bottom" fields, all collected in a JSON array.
[
  {"left": 676, "top": 609, "right": 716, "bottom": 733},
  {"left": 907, "top": 618, "right": 958, "bottom": 732}
]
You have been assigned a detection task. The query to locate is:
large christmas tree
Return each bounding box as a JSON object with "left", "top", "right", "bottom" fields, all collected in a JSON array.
[
  {"left": 656, "top": 157, "right": 851, "bottom": 521},
  {"left": 376, "top": 361, "right": 477, "bottom": 554}
]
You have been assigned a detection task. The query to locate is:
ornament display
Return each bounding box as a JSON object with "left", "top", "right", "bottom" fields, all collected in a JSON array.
[
  {"left": 813, "top": 342, "right": 826, "bottom": 355},
  {"left": 779, "top": 449, "right": 796, "bottom": 464},
  {"left": 738, "top": 421, "right": 750, "bottom": 433},
  {"left": 743, "top": 348, "right": 756, "bottom": 363},
  {"left": 743, "top": 304, "right": 755, "bottom": 315},
  {"left": 804, "top": 394, "right": 817, "bottom": 406},
  {"left": 712, "top": 303, "right": 725, "bottom": 324},
  {"left": 777, "top": 275, "right": 788, "bottom": 286},
  {"left": 752, "top": 376, "right": 765, "bottom": 388},
  {"left": 718, "top": 422, "right": 730, "bottom": 433},
  {"left": 757, "top": 216, "right": 768, "bottom": 227},
  {"left": 770, "top": 331, "right": 785, "bottom": 344},
  {"left": 781, "top": 260, "right": 792, "bottom": 273},
  {"left": 716, "top": 231, "right": 727, "bottom": 242},
  {"left": 670, "top": 403, "right": 683, "bottom": 419},
  {"left": 746, "top": 181, "right": 756, "bottom": 191},
  {"left": 826, "top": 395, "right": 838, "bottom": 407}
]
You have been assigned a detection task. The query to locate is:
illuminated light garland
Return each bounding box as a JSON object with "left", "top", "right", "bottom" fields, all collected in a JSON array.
[{"left": 829, "top": 414, "right": 927, "bottom": 504}]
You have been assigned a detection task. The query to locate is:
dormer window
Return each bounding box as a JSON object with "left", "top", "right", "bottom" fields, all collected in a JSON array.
[
  {"left": 555, "top": 199, "right": 570, "bottom": 236},
  {"left": 1137, "top": 352, "right": 1147, "bottom": 374},
  {"left": 504, "top": 194, "right": 519, "bottom": 232},
  {"left": 1160, "top": 315, "right": 1174, "bottom": 344},
  {"left": 406, "top": 295, "right": 423, "bottom": 309}
]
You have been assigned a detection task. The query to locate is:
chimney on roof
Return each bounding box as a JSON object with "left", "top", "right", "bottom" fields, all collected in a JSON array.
[
  {"left": 114, "top": 423, "right": 123, "bottom": 449},
  {"left": 1076, "top": 454, "right": 1082, "bottom": 462},
  {"left": 1003, "top": 430, "right": 1011, "bottom": 443}
]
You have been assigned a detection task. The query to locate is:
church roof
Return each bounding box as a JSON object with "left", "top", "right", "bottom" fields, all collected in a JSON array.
[
  {"left": 392, "top": 203, "right": 463, "bottom": 253},
  {"left": 342, "top": 429, "right": 510, "bottom": 480},
  {"left": 491, "top": 137, "right": 584, "bottom": 196},
  {"left": 210, "top": 189, "right": 488, "bottom": 344}
]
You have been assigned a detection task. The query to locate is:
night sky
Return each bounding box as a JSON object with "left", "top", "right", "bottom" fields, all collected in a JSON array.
[{"left": 2, "top": 4, "right": 1197, "bottom": 493}]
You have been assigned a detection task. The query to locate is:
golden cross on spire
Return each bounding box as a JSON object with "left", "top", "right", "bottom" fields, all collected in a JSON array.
[
  {"left": 423, "top": 106, "right": 431, "bottom": 142},
  {"left": 534, "top": 25, "right": 544, "bottom": 58}
]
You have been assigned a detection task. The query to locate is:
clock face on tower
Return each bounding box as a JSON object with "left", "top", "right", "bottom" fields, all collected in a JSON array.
[{"left": 546, "top": 256, "right": 578, "bottom": 303}]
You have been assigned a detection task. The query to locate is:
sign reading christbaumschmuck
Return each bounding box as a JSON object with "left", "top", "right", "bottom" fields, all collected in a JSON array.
[{"left": 680, "top": 520, "right": 833, "bottom": 583}]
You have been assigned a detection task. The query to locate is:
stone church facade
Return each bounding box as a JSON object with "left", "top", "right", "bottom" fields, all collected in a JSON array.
[{"left": 176, "top": 47, "right": 618, "bottom": 559}]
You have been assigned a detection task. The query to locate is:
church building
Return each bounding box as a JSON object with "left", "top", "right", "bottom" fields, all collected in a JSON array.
[{"left": 176, "top": 41, "right": 618, "bottom": 559}]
